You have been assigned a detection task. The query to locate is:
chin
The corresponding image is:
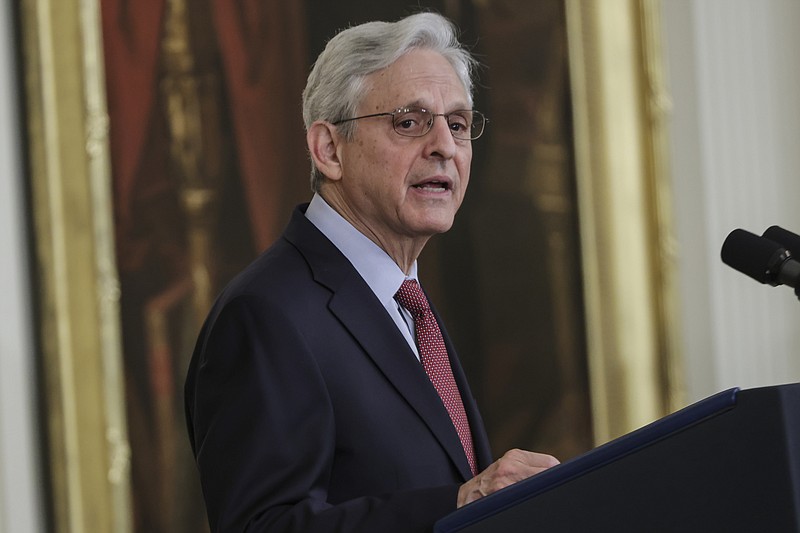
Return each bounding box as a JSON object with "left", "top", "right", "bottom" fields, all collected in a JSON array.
[
  {"left": 403, "top": 207, "right": 459, "bottom": 236},
  {"left": 418, "top": 218, "right": 456, "bottom": 236}
]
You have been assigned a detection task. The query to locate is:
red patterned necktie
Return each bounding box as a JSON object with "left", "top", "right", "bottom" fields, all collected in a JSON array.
[{"left": 394, "top": 279, "right": 477, "bottom": 476}]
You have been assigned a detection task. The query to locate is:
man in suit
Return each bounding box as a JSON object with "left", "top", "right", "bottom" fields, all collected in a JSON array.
[{"left": 185, "top": 12, "right": 558, "bottom": 532}]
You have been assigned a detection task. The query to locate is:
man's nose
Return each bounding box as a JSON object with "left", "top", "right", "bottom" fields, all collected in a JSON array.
[{"left": 424, "top": 115, "right": 458, "bottom": 159}]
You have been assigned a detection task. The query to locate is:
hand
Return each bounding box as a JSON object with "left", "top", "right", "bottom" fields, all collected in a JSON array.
[{"left": 457, "top": 448, "right": 559, "bottom": 507}]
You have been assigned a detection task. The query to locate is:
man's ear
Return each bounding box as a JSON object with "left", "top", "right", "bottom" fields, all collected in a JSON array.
[{"left": 307, "top": 121, "right": 343, "bottom": 181}]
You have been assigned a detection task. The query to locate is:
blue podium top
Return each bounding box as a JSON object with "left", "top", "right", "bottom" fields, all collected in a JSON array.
[{"left": 435, "top": 387, "right": 740, "bottom": 533}]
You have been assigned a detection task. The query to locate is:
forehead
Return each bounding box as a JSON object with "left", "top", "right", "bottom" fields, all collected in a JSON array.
[{"left": 361, "top": 49, "right": 470, "bottom": 112}]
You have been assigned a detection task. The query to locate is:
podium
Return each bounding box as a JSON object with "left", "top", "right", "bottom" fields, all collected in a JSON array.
[{"left": 436, "top": 383, "right": 800, "bottom": 532}]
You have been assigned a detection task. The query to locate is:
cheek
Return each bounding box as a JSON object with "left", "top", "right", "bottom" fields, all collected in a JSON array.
[
  {"left": 371, "top": 144, "right": 414, "bottom": 182},
  {"left": 344, "top": 139, "right": 376, "bottom": 176},
  {"left": 457, "top": 154, "right": 472, "bottom": 184},
  {"left": 357, "top": 138, "right": 387, "bottom": 170}
]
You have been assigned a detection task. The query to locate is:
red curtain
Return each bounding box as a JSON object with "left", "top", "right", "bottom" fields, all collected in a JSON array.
[{"left": 212, "top": 0, "right": 308, "bottom": 250}]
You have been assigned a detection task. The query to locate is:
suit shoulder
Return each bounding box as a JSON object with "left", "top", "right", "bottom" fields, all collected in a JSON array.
[{"left": 218, "top": 237, "right": 315, "bottom": 305}]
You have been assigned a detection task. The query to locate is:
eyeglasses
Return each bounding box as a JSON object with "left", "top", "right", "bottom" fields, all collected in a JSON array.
[{"left": 333, "top": 107, "right": 487, "bottom": 140}]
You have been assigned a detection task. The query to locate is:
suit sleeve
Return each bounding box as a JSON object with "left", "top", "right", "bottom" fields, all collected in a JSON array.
[{"left": 186, "top": 294, "right": 460, "bottom": 533}]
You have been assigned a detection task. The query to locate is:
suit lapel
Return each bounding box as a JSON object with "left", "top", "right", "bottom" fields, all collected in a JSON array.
[
  {"left": 329, "top": 283, "right": 475, "bottom": 480},
  {"left": 284, "top": 206, "right": 476, "bottom": 480}
]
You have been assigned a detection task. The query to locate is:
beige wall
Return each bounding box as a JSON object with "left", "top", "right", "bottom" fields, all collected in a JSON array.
[
  {"left": 0, "top": 2, "right": 45, "bottom": 532},
  {"left": 663, "top": 0, "right": 800, "bottom": 402}
]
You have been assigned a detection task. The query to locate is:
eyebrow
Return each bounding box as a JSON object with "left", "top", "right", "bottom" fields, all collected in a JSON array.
[{"left": 398, "top": 99, "right": 472, "bottom": 112}]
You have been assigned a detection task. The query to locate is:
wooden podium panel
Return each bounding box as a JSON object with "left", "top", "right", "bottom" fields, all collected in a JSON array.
[{"left": 436, "top": 384, "right": 800, "bottom": 533}]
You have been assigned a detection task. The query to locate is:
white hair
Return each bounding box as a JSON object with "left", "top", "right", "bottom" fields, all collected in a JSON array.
[{"left": 302, "top": 12, "right": 478, "bottom": 192}]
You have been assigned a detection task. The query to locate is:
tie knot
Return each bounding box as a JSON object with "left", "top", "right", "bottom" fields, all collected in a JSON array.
[{"left": 394, "top": 279, "right": 430, "bottom": 316}]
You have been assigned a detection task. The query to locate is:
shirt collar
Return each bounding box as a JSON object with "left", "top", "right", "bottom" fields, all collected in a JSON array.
[{"left": 305, "top": 193, "right": 418, "bottom": 305}]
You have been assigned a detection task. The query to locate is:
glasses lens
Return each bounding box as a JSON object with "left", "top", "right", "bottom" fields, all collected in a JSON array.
[
  {"left": 447, "top": 111, "right": 472, "bottom": 140},
  {"left": 392, "top": 109, "right": 430, "bottom": 137},
  {"left": 466, "top": 111, "right": 486, "bottom": 140},
  {"left": 391, "top": 108, "right": 487, "bottom": 140},
  {"left": 446, "top": 110, "right": 486, "bottom": 140}
]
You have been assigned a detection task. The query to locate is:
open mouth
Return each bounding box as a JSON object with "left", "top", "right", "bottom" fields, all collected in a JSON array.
[{"left": 412, "top": 180, "right": 450, "bottom": 192}]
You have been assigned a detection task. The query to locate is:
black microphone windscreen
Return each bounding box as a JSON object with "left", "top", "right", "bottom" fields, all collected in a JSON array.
[
  {"left": 721, "top": 229, "right": 784, "bottom": 284},
  {"left": 763, "top": 225, "right": 800, "bottom": 257}
]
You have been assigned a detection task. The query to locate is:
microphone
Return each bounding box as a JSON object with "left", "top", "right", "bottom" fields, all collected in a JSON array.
[
  {"left": 763, "top": 225, "right": 800, "bottom": 258},
  {"left": 720, "top": 228, "right": 800, "bottom": 291}
]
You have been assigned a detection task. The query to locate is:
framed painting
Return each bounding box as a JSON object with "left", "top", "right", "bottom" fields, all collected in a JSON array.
[{"left": 18, "top": 0, "right": 680, "bottom": 530}]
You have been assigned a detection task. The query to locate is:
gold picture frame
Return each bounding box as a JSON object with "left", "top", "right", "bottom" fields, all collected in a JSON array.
[
  {"left": 18, "top": 0, "right": 680, "bottom": 530},
  {"left": 566, "top": 0, "right": 684, "bottom": 443},
  {"left": 18, "top": 0, "right": 132, "bottom": 531}
]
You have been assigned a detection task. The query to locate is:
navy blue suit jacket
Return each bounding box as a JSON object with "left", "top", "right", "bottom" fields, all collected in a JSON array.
[{"left": 185, "top": 205, "right": 493, "bottom": 532}]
